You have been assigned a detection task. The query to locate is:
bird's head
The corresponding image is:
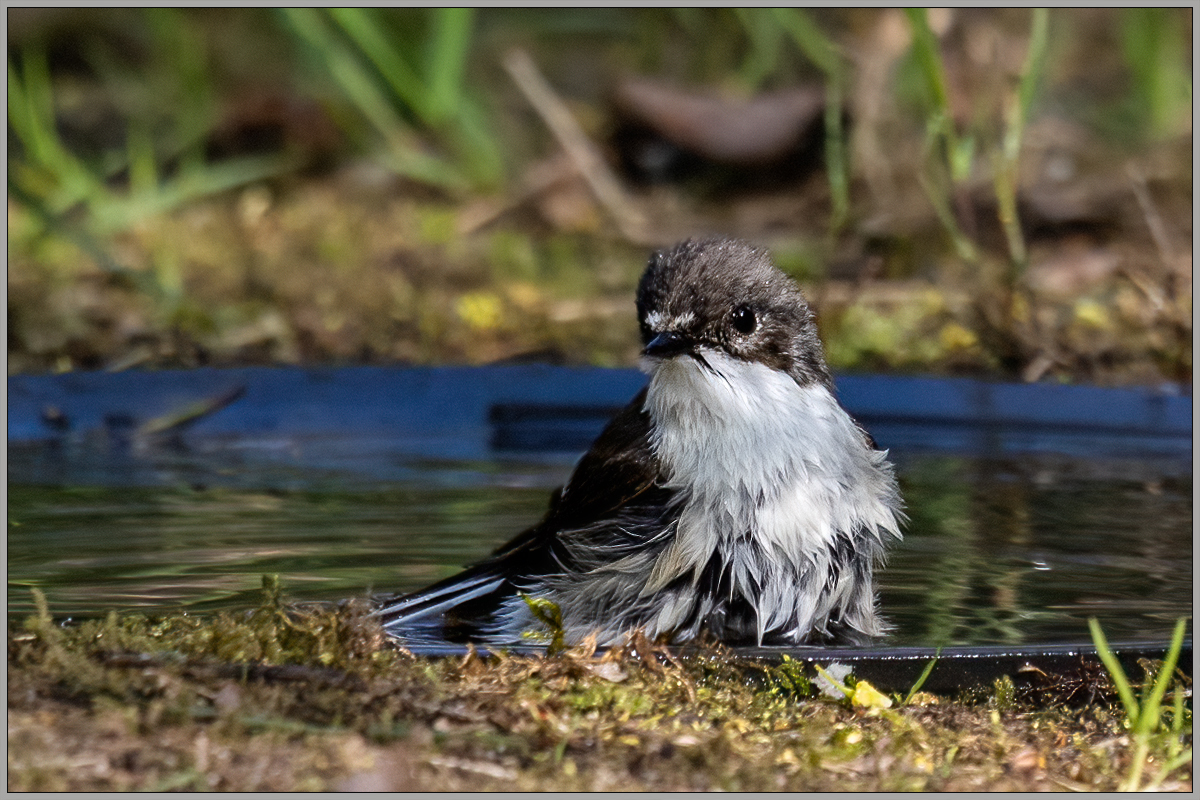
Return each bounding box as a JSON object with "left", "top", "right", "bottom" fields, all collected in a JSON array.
[{"left": 636, "top": 237, "right": 832, "bottom": 388}]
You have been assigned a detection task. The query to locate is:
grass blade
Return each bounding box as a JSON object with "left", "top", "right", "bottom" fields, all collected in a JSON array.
[
  {"left": 734, "top": 8, "right": 785, "bottom": 90},
  {"left": 772, "top": 8, "right": 850, "bottom": 231},
  {"left": 1007, "top": 7, "right": 1049, "bottom": 162},
  {"left": 904, "top": 8, "right": 951, "bottom": 117},
  {"left": 1121, "top": 8, "right": 1191, "bottom": 138},
  {"left": 91, "top": 154, "right": 293, "bottom": 234},
  {"left": 772, "top": 7, "right": 842, "bottom": 80},
  {"left": 8, "top": 50, "right": 104, "bottom": 213},
  {"left": 823, "top": 83, "right": 849, "bottom": 231},
  {"left": 329, "top": 8, "right": 430, "bottom": 121},
  {"left": 904, "top": 649, "right": 942, "bottom": 704},
  {"left": 425, "top": 8, "right": 474, "bottom": 125},
  {"left": 1133, "top": 616, "right": 1189, "bottom": 737},
  {"left": 1087, "top": 617, "right": 1139, "bottom": 728},
  {"left": 280, "top": 8, "right": 410, "bottom": 148},
  {"left": 994, "top": 8, "right": 1049, "bottom": 271}
]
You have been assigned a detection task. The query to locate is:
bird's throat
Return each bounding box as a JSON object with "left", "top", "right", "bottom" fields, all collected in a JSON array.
[{"left": 642, "top": 351, "right": 901, "bottom": 588}]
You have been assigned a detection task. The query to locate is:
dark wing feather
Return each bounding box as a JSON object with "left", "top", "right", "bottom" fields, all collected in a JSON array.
[
  {"left": 377, "top": 388, "right": 661, "bottom": 639},
  {"left": 542, "top": 387, "right": 659, "bottom": 529}
]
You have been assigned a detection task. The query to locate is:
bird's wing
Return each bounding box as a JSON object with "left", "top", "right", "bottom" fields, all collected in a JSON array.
[
  {"left": 376, "top": 388, "right": 662, "bottom": 638},
  {"left": 541, "top": 386, "right": 660, "bottom": 530}
]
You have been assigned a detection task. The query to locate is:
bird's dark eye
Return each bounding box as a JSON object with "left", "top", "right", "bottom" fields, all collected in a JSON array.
[{"left": 731, "top": 305, "right": 757, "bottom": 335}]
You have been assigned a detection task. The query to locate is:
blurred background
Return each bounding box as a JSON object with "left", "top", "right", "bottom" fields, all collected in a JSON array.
[{"left": 7, "top": 8, "right": 1192, "bottom": 385}]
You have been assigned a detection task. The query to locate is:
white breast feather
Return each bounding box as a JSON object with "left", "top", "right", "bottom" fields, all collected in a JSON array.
[{"left": 642, "top": 350, "right": 902, "bottom": 635}]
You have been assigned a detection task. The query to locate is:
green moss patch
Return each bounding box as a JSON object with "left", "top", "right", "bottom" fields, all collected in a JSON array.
[{"left": 7, "top": 580, "right": 1191, "bottom": 791}]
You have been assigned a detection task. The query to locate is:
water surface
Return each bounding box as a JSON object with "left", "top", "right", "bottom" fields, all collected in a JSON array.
[
  {"left": 8, "top": 450, "right": 1190, "bottom": 647},
  {"left": 8, "top": 366, "right": 1191, "bottom": 648}
]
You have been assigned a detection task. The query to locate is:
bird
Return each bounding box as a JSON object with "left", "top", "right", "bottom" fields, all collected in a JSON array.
[{"left": 377, "top": 237, "right": 904, "bottom": 648}]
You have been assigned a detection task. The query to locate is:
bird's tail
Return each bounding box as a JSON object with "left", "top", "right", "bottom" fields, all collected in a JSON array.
[
  {"left": 374, "top": 564, "right": 511, "bottom": 640},
  {"left": 374, "top": 521, "right": 555, "bottom": 644}
]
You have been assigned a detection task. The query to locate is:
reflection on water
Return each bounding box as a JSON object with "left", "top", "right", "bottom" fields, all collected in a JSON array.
[
  {"left": 884, "top": 454, "right": 1191, "bottom": 645},
  {"left": 7, "top": 453, "right": 1192, "bottom": 646}
]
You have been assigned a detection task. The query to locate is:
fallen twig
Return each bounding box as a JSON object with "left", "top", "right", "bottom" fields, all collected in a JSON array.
[
  {"left": 136, "top": 385, "right": 247, "bottom": 437},
  {"left": 1126, "top": 164, "right": 1177, "bottom": 269},
  {"left": 503, "top": 48, "right": 648, "bottom": 244}
]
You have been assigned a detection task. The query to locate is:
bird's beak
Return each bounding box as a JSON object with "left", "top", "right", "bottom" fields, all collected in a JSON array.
[{"left": 643, "top": 330, "right": 695, "bottom": 358}]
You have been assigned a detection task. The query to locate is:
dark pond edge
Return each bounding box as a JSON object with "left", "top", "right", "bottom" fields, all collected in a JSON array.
[
  {"left": 8, "top": 365, "right": 1192, "bottom": 467},
  {"left": 396, "top": 639, "right": 1193, "bottom": 696},
  {"left": 732, "top": 640, "right": 1195, "bottom": 696}
]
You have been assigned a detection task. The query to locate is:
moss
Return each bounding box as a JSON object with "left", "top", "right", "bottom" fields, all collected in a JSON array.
[{"left": 6, "top": 580, "right": 1193, "bottom": 791}]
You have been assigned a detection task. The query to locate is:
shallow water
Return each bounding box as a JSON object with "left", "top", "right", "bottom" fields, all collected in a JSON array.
[{"left": 8, "top": 449, "right": 1191, "bottom": 647}]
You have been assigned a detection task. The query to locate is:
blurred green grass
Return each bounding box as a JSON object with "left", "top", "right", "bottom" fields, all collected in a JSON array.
[
  {"left": 13, "top": 8, "right": 1186, "bottom": 242},
  {"left": 6, "top": 8, "right": 1192, "bottom": 379}
]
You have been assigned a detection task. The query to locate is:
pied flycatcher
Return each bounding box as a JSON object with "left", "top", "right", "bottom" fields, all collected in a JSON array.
[{"left": 378, "top": 237, "right": 904, "bottom": 647}]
